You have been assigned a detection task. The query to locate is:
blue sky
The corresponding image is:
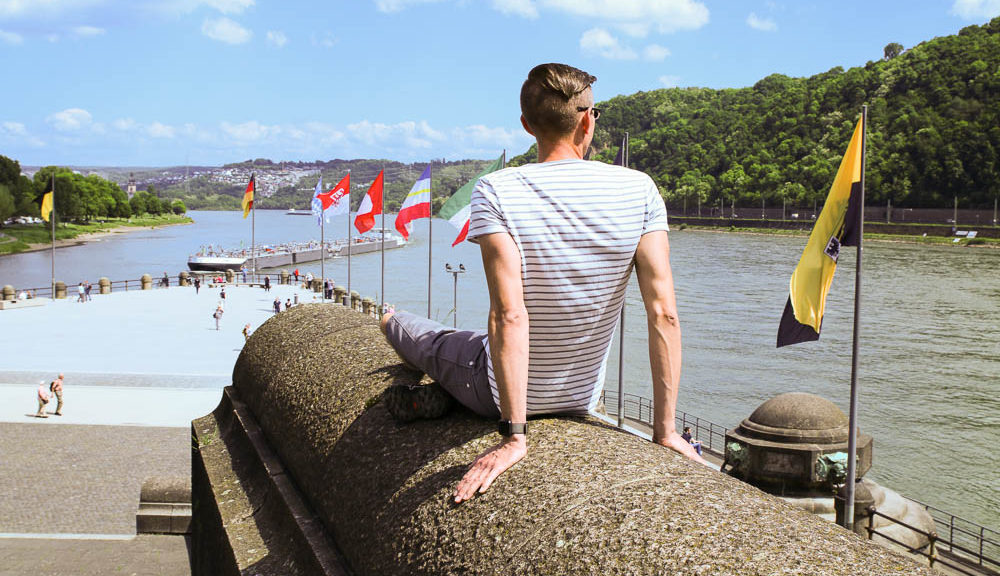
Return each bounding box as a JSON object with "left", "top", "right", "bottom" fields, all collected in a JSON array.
[{"left": 1, "top": 0, "right": 997, "bottom": 167}]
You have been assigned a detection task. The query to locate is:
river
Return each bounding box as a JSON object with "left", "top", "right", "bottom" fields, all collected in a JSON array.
[{"left": 1, "top": 210, "right": 997, "bottom": 529}]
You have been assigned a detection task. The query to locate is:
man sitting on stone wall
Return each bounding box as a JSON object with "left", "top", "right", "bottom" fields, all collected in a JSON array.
[{"left": 381, "top": 62, "right": 706, "bottom": 504}]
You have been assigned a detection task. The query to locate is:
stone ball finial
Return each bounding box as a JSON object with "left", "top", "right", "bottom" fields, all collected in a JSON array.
[{"left": 740, "top": 392, "right": 848, "bottom": 444}]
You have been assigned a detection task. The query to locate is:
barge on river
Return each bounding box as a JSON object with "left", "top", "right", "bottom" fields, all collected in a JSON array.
[{"left": 187, "top": 230, "right": 406, "bottom": 272}]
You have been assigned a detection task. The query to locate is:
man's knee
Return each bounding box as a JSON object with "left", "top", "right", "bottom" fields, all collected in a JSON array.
[{"left": 380, "top": 311, "right": 395, "bottom": 335}]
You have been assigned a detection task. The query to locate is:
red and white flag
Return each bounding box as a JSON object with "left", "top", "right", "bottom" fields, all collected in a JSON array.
[
  {"left": 395, "top": 166, "right": 431, "bottom": 240},
  {"left": 320, "top": 173, "right": 351, "bottom": 217},
  {"left": 354, "top": 170, "right": 383, "bottom": 234}
]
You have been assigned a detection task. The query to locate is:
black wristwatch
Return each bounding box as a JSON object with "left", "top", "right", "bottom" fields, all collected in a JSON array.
[{"left": 498, "top": 420, "right": 528, "bottom": 437}]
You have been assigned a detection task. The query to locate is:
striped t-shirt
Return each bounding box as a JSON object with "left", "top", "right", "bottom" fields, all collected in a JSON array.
[{"left": 468, "top": 159, "right": 669, "bottom": 416}]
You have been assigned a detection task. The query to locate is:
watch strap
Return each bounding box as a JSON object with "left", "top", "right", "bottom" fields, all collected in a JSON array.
[{"left": 498, "top": 420, "right": 528, "bottom": 436}]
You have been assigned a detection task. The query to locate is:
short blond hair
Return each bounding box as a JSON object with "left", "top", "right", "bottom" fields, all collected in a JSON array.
[{"left": 520, "top": 63, "right": 596, "bottom": 138}]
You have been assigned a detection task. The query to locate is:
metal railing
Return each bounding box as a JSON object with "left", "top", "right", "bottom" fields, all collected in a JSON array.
[
  {"left": 910, "top": 499, "right": 1000, "bottom": 574},
  {"left": 6, "top": 272, "right": 299, "bottom": 299},
  {"left": 867, "top": 506, "right": 1000, "bottom": 575},
  {"left": 600, "top": 389, "right": 729, "bottom": 455}
]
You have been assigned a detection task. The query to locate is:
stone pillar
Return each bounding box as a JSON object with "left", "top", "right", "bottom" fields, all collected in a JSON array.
[
  {"left": 55, "top": 281, "right": 67, "bottom": 299},
  {"left": 179, "top": 271, "right": 190, "bottom": 287},
  {"left": 835, "top": 481, "right": 877, "bottom": 536},
  {"left": 350, "top": 291, "right": 361, "bottom": 311},
  {"left": 225, "top": 269, "right": 235, "bottom": 284},
  {"left": 99, "top": 277, "right": 111, "bottom": 295},
  {"left": 361, "top": 298, "right": 374, "bottom": 316},
  {"left": 280, "top": 270, "right": 290, "bottom": 285},
  {"left": 334, "top": 286, "right": 347, "bottom": 305},
  {"left": 311, "top": 279, "right": 322, "bottom": 293},
  {"left": 141, "top": 274, "right": 152, "bottom": 291},
  {"left": 2, "top": 285, "right": 13, "bottom": 300}
]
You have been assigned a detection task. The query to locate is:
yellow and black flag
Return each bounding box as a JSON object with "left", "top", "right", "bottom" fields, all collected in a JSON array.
[
  {"left": 777, "top": 117, "right": 864, "bottom": 347},
  {"left": 40, "top": 175, "right": 54, "bottom": 223}
]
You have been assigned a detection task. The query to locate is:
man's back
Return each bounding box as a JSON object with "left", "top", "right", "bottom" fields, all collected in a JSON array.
[{"left": 470, "top": 159, "right": 668, "bottom": 415}]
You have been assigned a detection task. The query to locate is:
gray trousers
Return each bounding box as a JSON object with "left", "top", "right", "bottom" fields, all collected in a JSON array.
[{"left": 384, "top": 312, "right": 499, "bottom": 418}]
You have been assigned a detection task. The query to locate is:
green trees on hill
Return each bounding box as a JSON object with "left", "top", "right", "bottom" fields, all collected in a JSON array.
[{"left": 513, "top": 17, "right": 1000, "bottom": 211}]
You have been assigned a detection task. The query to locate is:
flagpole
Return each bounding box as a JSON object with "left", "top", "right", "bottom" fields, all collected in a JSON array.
[
  {"left": 380, "top": 166, "right": 385, "bottom": 316},
  {"left": 50, "top": 175, "right": 55, "bottom": 300},
  {"left": 347, "top": 172, "right": 352, "bottom": 306},
  {"left": 321, "top": 185, "right": 325, "bottom": 302},
  {"left": 844, "top": 105, "right": 867, "bottom": 530},
  {"left": 251, "top": 173, "right": 256, "bottom": 282},
  {"left": 618, "top": 133, "right": 628, "bottom": 428},
  {"left": 427, "top": 163, "right": 433, "bottom": 318}
]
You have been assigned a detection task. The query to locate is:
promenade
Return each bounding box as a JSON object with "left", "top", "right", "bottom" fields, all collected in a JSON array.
[{"left": 0, "top": 280, "right": 315, "bottom": 575}]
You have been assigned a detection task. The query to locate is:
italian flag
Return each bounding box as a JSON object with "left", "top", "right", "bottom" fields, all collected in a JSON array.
[
  {"left": 437, "top": 154, "right": 504, "bottom": 246},
  {"left": 394, "top": 166, "right": 431, "bottom": 240}
]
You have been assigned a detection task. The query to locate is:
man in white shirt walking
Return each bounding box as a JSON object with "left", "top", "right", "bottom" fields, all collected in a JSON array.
[{"left": 381, "top": 63, "right": 705, "bottom": 504}]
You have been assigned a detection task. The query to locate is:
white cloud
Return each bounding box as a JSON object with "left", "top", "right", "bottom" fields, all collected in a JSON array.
[
  {"left": 47, "top": 108, "right": 93, "bottom": 131},
  {"left": 580, "top": 27, "right": 637, "bottom": 60},
  {"left": 346, "top": 120, "right": 445, "bottom": 150},
  {"left": 266, "top": 29, "right": 287, "bottom": 47},
  {"left": 659, "top": 75, "right": 681, "bottom": 88},
  {"left": 545, "top": 0, "right": 708, "bottom": 34},
  {"left": 311, "top": 32, "right": 336, "bottom": 48},
  {"left": 220, "top": 120, "right": 278, "bottom": 142},
  {"left": 492, "top": 0, "right": 538, "bottom": 18},
  {"left": 950, "top": 0, "right": 1000, "bottom": 18},
  {"left": 374, "top": 0, "right": 444, "bottom": 13},
  {"left": 45, "top": 33, "right": 59, "bottom": 42},
  {"left": 73, "top": 25, "right": 105, "bottom": 37},
  {"left": 746, "top": 12, "right": 777, "bottom": 31},
  {"left": 1, "top": 121, "right": 26, "bottom": 135},
  {"left": 201, "top": 16, "right": 251, "bottom": 44},
  {"left": 0, "top": 28, "right": 21, "bottom": 44},
  {"left": 148, "top": 122, "right": 176, "bottom": 139},
  {"left": 112, "top": 118, "right": 137, "bottom": 131},
  {"left": 202, "top": 0, "right": 253, "bottom": 14},
  {"left": 0, "top": 0, "right": 105, "bottom": 20},
  {"left": 643, "top": 43, "right": 670, "bottom": 61},
  {"left": 0, "top": 121, "right": 44, "bottom": 147}
]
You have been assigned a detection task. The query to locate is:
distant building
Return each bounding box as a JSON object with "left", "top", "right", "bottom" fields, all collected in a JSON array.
[{"left": 126, "top": 173, "right": 137, "bottom": 199}]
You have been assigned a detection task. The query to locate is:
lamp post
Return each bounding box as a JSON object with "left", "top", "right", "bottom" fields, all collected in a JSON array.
[{"left": 445, "top": 263, "right": 465, "bottom": 328}]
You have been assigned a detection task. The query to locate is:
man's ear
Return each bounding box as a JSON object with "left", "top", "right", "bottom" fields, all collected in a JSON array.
[{"left": 520, "top": 115, "right": 535, "bottom": 137}]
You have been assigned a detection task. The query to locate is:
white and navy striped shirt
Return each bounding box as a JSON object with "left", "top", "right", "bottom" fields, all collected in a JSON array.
[{"left": 468, "top": 159, "right": 669, "bottom": 416}]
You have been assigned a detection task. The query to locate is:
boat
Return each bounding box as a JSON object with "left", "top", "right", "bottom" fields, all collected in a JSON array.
[
  {"left": 187, "top": 231, "right": 406, "bottom": 272},
  {"left": 286, "top": 208, "right": 313, "bottom": 216},
  {"left": 331, "top": 228, "right": 406, "bottom": 257}
]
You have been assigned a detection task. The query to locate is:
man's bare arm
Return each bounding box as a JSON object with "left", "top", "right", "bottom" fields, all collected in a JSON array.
[
  {"left": 634, "top": 230, "right": 706, "bottom": 464},
  {"left": 453, "top": 231, "right": 529, "bottom": 503}
]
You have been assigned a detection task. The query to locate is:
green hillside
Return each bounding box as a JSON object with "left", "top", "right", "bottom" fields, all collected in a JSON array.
[{"left": 512, "top": 17, "right": 1000, "bottom": 211}]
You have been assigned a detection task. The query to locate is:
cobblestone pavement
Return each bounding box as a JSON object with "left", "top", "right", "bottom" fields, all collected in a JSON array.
[
  {"left": 0, "top": 535, "right": 190, "bottom": 576},
  {"left": 0, "top": 423, "right": 189, "bottom": 535}
]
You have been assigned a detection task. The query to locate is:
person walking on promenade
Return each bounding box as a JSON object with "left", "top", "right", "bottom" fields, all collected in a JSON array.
[
  {"left": 162, "top": 272, "right": 170, "bottom": 288},
  {"left": 220, "top": 287, "right": 226, "bottom": 301},
  {"left": 285, "top": 298, "right": 292, "bottom": 311},
  {"left": 49, "top": 374, "right": 64, "bottom": 416},
  {"left": 213, "top": 305, "right": 224, "bottom": 330},
  {"left": 264, "top": 276, "right": 271, "bottom": 292},
  {"left": 84, "top": 282, "right": 92, "bottom": 301},
  {"left": 242, "top": 323, "right": 252, "bottom": 341},
  {"left": 380, "top": 63, "right": 706, "bottom": 504},
  {"left": 36, "top": 382, "right": 51, "bottom": 418},
  {"left": 241, "top": 266, "right": 247, "bottom": 283},
  {"left": 77, "top": 282, "right": 85, "bottom": 303},
  {"left": 194, "top": 277, "right": 201, "bottom": 294},
  {"left": 294, "top": 269, "right": 299, "bottom": 282},
  {"left": 273, "top": 297, "right": 281, "bottom": 314}
]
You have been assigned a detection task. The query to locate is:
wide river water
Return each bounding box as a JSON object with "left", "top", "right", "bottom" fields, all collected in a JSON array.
[{"left": 1, "top": 210, "right": 997, "bottom": 528}]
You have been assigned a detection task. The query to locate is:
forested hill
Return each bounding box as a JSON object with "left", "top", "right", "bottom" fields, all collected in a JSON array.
[{"left": 512, "top": 17, "right": 1000, "bottom": 210}]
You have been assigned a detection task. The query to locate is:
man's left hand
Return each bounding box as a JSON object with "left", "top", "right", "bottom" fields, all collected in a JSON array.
[{"left": 454, "top": 435, "right": 526, "bottom": 503}]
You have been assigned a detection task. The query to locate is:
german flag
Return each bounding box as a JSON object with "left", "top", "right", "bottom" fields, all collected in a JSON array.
[
  {"left": 242, "top": 174, "right": 254, "bottom": 219},
  {"left": 777, "top": 117, "right": 864, "bottom": 347}
]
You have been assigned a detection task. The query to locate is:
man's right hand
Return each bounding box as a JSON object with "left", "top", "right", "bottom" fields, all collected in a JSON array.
[{"left": 655, "top": 431, "right": 709, "bottom": 465}]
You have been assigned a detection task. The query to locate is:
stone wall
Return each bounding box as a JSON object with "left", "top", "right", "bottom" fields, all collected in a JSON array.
[{"left": 192, "top": 303, "right": 934, "bottom": 575}]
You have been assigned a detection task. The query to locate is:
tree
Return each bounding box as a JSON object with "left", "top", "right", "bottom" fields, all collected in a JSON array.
[
  {"left": 171, "top": 199, "right": 187, "bottom": 215},
  {"left": 884, "top": 42, "right": 904, "bottom": 60},
  {"left": 129, "top": 192, "right": 147, "bottom": 216},
  {"left": 0, "top": 184, "right": 15, "bottom": 224}
]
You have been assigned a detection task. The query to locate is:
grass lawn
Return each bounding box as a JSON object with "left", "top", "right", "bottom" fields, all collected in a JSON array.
[{"left": 0, "top": 214, "right": 192, "bottom": 255}]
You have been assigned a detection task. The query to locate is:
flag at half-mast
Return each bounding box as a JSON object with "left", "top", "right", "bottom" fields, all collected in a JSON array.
[
  {"left": 777, "top": 116, "right": 864, "bottom": 347},
  {"left": 438, "top": 153, "right": 504, "bottom": 246},
  {"left": 354, "top": 170, "right": 383, "bottom": 234},
  {"left": 320, "top": 173, "right": 351, "bottom": 217},
  {"left": 241, "top": 174, "right": 255, "bottom": 219},
  {"left": 40, "top": 177, "right": 54, "bottom": 223},
  {"left": 395, "top": 166, "right": 431, "bottom": 240}
]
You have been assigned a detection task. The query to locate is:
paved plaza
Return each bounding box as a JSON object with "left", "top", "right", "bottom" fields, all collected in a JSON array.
[{"left": 0, "top": 281, "right": 322, "bottom": 574}]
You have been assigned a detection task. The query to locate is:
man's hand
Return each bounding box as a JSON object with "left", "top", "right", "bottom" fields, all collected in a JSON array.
[
  {"left": 454, "top": 435, "right": 527, "bottom": 503},
  {"left": 655, "top": 430, "right": 709, "bottom": 465}
]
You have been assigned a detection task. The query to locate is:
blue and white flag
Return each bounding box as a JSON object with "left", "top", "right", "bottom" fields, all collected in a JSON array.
[{"left": 310, "top": 176, "right": 324, "bottom": 226}]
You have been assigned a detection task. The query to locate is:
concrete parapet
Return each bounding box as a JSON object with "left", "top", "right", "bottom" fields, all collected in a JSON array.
[
  {"left": 99, "top": 277, "right": 111, "bottom": 294},
  {"left": 55, "top": 281, "right": 67, "bottom": 299},
  {"left": 191, "top": 305, "right": 933, "bottom": 576},
  {"left": 137, "top": 476, "right": 192, "bottom": 535},
  {"left": 361, "top": 297, "right": 374, "bottom": 316},
  {"left": 140, "top": 274, "right": 152, "bottom": 291}
]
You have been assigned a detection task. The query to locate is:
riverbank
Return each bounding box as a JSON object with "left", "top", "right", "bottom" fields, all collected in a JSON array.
[
  {"left": 673, "top": 220, "right": 1000, "bottom": 247},
  {"left": 0, "top": 215, "right": 193, "bottom": 256}
]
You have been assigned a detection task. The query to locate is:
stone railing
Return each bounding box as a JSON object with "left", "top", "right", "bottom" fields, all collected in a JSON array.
[{"left": 190, "top": 304, "right": 934, "bottom": 576}]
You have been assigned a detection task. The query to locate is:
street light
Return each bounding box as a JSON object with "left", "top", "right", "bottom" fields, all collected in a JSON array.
[{"left": 445, "top": 263, "right": 466, "bottom": 328}]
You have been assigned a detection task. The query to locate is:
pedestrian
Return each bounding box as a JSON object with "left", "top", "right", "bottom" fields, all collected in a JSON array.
[
  {"left": 294, "top": 269, "right": 299, "bottom": 282},
  {"left": 241, "top": 266, "right": 247, "bottom": 283},
  {"left": 264, "top": 276, "right": 271, "bottom": 292},
  {"left": 273, "top": 297, "right": 281, "bottom": 314},
  {"left": 36, "top": 381, "right": 50, "bottom": 418},
  {"left": 84, "top": 282, "right": 92, "bottom": 301},
  {"left": 242, "top": 323, "right": 251, "bottom": 341},
  {"left": 77, "top": 282, "right": 85, "bottom": 303},
  {"left": 285, "top": 298, "right": 292, "bottom": 311},
  {"left": 213, "top": 305, "right": 224, "bottom": 330},
  {"left": 50, "top": 374, "right": 64, "bottom": 416},
  {"left": 194, "top": 277, "right": 201, "bottom": 294},
  {"left": 220, "top": 287, "right": 226, "bottom": 301},
  {"left": 162, "top": 272, "right": 169, "bottom": 288}
]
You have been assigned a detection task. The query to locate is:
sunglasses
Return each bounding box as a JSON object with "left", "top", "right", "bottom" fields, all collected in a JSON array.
[{"left": 576, "top": 106, "right": 602, "bottom": 120}]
